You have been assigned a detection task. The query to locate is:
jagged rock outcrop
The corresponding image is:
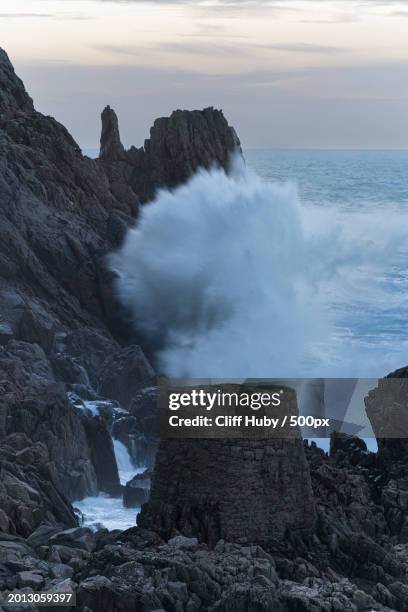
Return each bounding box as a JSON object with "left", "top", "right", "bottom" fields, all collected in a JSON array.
[
  {"left": 99, "top": 106, "right": 125, "bottom": 162},
  {"left": 366, "top": 368, "right": 408, "bottom": 464},
  {"left": 98, "top": 104, "right": 241, "bottom": 204},
  {"left": 132, "top": 106, "right": 241, "bottom": 202}
]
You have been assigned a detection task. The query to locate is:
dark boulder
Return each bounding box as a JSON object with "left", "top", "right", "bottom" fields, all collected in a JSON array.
[
  {"left": 129, "top": 385, "right": 159, "bottom": 436},
  {"left": 123, "top": 469, "right": 152, "bottom": 508},
  {"left": 96, "top": 345, "right": 155, "bottom": 408},
  {"left": 48, "top": 527, "right": 96, "bottom": 553}
]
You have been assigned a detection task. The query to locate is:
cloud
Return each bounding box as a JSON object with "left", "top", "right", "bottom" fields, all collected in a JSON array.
[
  {"left": 300, "top": 14, "right": 359, "bottom": 24},
  {"left": 94, "top": 41, "right": 253, "bottom": 58},
  {"left": 0, "top": 12, "right": 93, "bottom": 21},
  {"left": 0, "top": 13, "right": 52, "bottom": 18},
  {"left": 92, "top": 40, "right": 345, "bottom": 64},
  {"left": 261, "top": 43, "right": 344, "bottom": 54},
  {"left": 389, "top": 10, "right": 408, "bottom": 17}
]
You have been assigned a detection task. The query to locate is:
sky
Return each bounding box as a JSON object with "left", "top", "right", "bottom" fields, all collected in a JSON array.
[{"left": 1, "top": 0, "right": 408, "bottom": 149}]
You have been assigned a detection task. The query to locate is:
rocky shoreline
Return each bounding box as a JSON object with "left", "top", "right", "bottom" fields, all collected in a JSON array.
[
  {"left": 1, "top": 435, "right": 408, "bottom": 611},
  {"left": 1, "top": 46, "right": 408, "bottom": 611}
]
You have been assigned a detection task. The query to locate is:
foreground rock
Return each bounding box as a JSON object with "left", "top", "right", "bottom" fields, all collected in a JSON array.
[
  {"left": 0, "top": 520, "right": 403, "bottom": 612},
  {"left": 0, "top": 432, "right": 407, "bottom": 610}
]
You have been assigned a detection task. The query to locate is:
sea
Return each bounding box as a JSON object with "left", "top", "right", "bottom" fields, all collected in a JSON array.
[
  {"left": 76, "top": 148, "right": 408, "bottom": 529},
  {"left": 245, "top": 149, "right": 408, "bottom": 375}
]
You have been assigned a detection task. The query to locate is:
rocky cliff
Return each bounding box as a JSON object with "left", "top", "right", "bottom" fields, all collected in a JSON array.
[{"left": 0, "top": 46, "right": 240, "bottom": 517}]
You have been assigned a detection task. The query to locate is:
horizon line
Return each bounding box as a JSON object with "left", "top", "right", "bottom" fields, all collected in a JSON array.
[{"left": 82, "top": 146, "right": 408, "bottom": 154}]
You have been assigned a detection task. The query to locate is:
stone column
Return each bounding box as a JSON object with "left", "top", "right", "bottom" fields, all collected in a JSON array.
[{"left": 139, "top": 386, "right": 316, "bottom": 546}]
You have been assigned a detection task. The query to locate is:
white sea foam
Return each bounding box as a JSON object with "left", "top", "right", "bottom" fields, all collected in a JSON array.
[
  {"left": 74, "top": 494, "right": 138, "bottom": 532},
  {"left": 110, "top": 157, "right": 408, "bottom": 378},
  {"left": 73, "top": 439, "right": 145, "bottom": 531}
]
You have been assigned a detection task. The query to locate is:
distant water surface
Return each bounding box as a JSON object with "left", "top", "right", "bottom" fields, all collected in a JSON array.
[
  {"left": 245, "top": 149, "right": 408, "bottom": 210},
  {"left": 246, "top": 149, "right": 408, "bottom": 375}
]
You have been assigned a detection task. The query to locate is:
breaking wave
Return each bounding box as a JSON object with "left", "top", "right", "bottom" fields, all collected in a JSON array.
[{"left": 110, "top": 157, "right": 408, "bottom": 378}]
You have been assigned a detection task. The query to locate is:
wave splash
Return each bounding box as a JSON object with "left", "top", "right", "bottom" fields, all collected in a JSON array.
[{"left": 110, "top": 158, "right": 407, "bottom": 378}]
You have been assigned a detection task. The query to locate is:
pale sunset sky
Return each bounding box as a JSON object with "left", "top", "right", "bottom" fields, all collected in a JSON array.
[{"left": 1, "top": 0, "right": 408, "bottom": 149}]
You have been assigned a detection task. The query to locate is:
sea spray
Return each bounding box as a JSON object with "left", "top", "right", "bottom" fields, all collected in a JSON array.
[{"left": 110, "top": 159, "right": 408, "bottom": 378}]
